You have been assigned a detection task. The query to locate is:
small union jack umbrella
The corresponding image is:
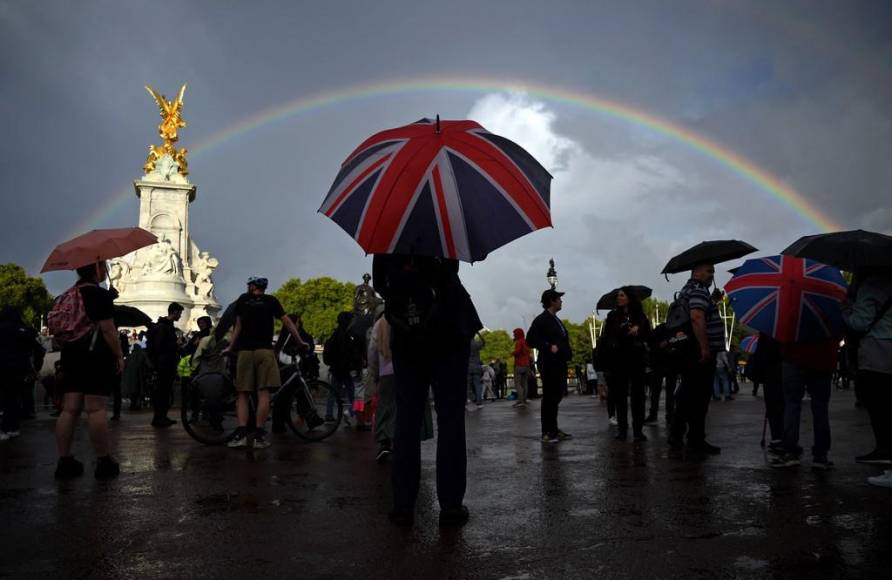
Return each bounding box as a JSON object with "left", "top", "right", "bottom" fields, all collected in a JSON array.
[
  {"left": 739, "top": 335, "right": 759, "bottom": 353},
  {"left": 724, "top": 255, "right": 848, "bottom": 344},
  {"left": 318, "top": 117, "right": 552, "bottom": 262}
]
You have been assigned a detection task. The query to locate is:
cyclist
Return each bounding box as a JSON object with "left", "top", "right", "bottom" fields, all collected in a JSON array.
[{"left": 225, "top": 276, "right": 309, "bottom": 449}]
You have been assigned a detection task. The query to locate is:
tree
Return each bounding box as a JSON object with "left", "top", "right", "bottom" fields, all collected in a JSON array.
[
  {"left": 273, "top": 277, "right": 355, "bottom": 340},
  {"left": 0, "top": 264, "right": 53, "bottom": 328},
  {"left": 479, "top": 329, "right": 514, "bottom": 369},
  {"left": 562, "top": 319, "right": 595, "bottom": 368}
]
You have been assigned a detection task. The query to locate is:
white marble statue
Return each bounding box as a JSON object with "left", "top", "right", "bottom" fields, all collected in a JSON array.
[
  {"left": 193, "top": 251, "right": 219, "bottom": 299},
  {"left": 152, "top": 236, "right": 182, "bottom": 277},
  {"left": 107, "top": 259, "right": 131, "bottom": 293}
]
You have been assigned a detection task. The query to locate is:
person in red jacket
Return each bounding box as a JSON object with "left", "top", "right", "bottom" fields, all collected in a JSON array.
[{"left": 512, "top": 328, "right": 531, "bottom": 408}]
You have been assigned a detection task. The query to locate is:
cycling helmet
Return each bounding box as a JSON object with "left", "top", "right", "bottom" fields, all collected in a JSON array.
[{"left": 246, "top": 276, "right": 268, "bottom": 289}]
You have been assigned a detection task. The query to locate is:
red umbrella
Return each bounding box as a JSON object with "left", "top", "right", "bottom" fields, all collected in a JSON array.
[
  {"left": 41, "top": 228, "right": 158, "bottom": 273},
  {"left": 318, "top": 117, "right": 552, "bottom": 262}
]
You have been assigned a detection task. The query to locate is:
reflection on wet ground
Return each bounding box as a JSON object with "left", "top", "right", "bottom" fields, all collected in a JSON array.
[{"left": 1, "top": 389, "right": 891, "bottom": 578}]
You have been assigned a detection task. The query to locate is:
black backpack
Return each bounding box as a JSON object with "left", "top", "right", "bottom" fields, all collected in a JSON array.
[
  {"left": 384, "top": 271, "right": 439, "bottom": 339},
  {"left": 664, "top": 291, "right": 697, "bottom": 361}
]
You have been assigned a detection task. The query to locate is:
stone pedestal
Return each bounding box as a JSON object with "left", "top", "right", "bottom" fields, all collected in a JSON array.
[{"left": 109, "top": 154, "right": 221, "bottom": 330}]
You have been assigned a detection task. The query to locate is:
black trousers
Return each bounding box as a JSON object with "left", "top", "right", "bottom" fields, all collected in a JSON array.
[
  {"left": 859, "top": 370, "right": 892, "bottom": 453},
  {"left": 391, "top": 338, "right": 470, "bottom": 512},
  {"left": 648, "top": 371, "right": 677, "bottom": 422},
  {"left": 152, "top": 367, "right": 176, "bottom": 421},
  {"left": 540, "top": 362, "right": 567, "bottom": 435},
  {"left": 670, "top": 358, "right": 717, "bottom": 445},
  {"left": 763, "top": 376, "right": 784, "bottom": 441},
  {"left": 1, "top": 372, "right": 25, "bottom": 433},
  {"left": 610, "top": 369, "right": 646, "bottom": 434}
]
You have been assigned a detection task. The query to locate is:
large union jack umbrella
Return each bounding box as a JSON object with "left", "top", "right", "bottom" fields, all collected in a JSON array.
[
  {"left": 318, "top": 118, "right": 552, "bottom": 262},
  {"left": 739, "top": 334, "right": 759, "bottom": 353},
  {"left": 724, "top": 255, "right": 848, "bottom": 343}
]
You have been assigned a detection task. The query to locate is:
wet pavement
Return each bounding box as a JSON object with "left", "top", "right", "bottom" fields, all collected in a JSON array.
[{"left": 2, "top": 387, "right": 891, "bottom": 579}]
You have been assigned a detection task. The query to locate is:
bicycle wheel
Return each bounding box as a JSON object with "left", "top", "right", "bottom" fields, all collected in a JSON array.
[
  {"left": 181, "top": 372, "right": 240, "bottom": 446},
  {"left": 286, "top": 378, "right": 343, "bottom": 442}
]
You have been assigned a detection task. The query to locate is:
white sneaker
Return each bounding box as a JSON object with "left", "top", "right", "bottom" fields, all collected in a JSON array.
[
  {"left": 608, "top": 417, "right": 618, "bottom": 426},
  {"left": 7, "top": 430, "right": 20, "bottom": 438},
  {"left": 867, "top": 471, "right": 892, "bottom": 488},
  {"left": 0, "top": 432, "right": 10, "bottom": 441}
]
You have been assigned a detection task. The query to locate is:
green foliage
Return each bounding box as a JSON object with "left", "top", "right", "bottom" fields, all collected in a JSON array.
[
  {"left": 0, "top": 264, "right": 53, "bottom": 328},
  {"left": 480, "top": 329, "right": 514, "bottom": 369},
  {"left": 561, "top": 319, "right": 595, "bottom": 367},
  {"left": 272, "top": 277, "right": 355, "bottom": 340}
]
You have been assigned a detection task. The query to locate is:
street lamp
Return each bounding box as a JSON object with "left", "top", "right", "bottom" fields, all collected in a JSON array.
[{"left": 546, "top": 258, "right": 558, "bottom": 289}]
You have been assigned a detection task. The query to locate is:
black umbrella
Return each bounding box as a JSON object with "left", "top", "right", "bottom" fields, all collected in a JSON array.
[
  {"left": 113, "top": 305, "right": 152, "bottom": 328},
  {"left": 661, "top": 240, "right": 758, "bottom": 274},
  {"left": 596, "top": 285, "right": 653, "bottom": 311},
  {"left": 782, "top": 229, "right": 892, "bottom": 272}
]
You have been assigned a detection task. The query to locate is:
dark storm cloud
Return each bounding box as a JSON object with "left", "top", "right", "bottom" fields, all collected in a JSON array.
[{"left": 2, "top": 0, "right": 890, "bottom": 329}]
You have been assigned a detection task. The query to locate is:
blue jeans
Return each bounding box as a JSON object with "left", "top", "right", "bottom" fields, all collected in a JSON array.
[
  {"left": 468, "top": 370, "right": 483, "bottom": 403},
  {"left": 713, "top": 368, "right": 732, "bottom": 398},
  {"left": 782, "top": 362, "right": 831, "bottom": 457}
]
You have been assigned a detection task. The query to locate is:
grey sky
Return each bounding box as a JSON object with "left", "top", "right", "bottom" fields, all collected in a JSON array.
[{"left": 2, "top": 0, "right": 891, "bottom": 330}]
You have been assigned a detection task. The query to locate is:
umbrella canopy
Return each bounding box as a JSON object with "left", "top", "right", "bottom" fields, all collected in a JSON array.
[
  {"left": 782, "top": 229, "right": 892, "bottom": 272},
  {"left": 41, "top": 228, "right": 157, "bottom": 273},
  {"left": 113, "top": 305, "right": 153, "bottom": 328},
  {"left": 318, "top": 118, "right": 552, "bottom": 262},
  {"left": 724, "top": 255, "right": 848, "bottom": 343},
  {"left": 596, "top": 285, "right": 653, "bottom": 311},
  {"left": 661, "top": 240, "right": 758, "bottom": 274},
  {"left": 739, "top": 335, "right": 759, "bottom": 353}
]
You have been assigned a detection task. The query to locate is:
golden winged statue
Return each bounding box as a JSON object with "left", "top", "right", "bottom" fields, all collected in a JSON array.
[{"left": 143, "top": 83, "right": 190, "bottom": 176}]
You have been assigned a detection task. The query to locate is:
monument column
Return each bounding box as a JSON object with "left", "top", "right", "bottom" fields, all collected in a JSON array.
[{"left": 109, "top": 83, "right": 221, "bottom": 330}]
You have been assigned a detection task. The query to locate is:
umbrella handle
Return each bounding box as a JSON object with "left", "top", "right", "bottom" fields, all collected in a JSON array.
[{"left": 436, "top": 114, "right": 440, "bottom": 134}]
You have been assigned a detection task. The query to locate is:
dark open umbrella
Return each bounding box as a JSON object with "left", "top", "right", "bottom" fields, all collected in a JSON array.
[
  {"left": 596, "top": 285, "right": 653, "bottom": 311},
  {"left": 661, "top": 240, "right": 758, "bottom": 274},
  {"left": 113, "top": 305, "right": 152, "bottom": 328},
  {"left": 782, "top": 229, "right": 892, "bottom": 272}
]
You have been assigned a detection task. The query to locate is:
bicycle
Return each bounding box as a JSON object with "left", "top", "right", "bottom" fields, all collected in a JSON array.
[{"left": 181, "top": 355, "right": 344, "bottom": 446}]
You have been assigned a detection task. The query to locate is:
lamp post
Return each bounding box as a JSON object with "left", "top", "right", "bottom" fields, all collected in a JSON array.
[{"left": 546, "top": 258, "right": 558, "bottom": 289}]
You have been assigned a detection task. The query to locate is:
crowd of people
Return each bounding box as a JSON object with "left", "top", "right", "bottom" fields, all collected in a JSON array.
[{"left": 2, "top": 253, "right": 890, "bottom": 527}]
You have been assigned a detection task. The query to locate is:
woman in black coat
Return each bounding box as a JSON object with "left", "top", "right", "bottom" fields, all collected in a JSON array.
[{"left": 599, "top": 287, "right": 652, "bottom": 441}]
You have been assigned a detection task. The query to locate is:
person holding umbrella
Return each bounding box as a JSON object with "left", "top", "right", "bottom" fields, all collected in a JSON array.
[
  {"left": 599, "top": 287, "right": 652, "bottom": 441},
  {"left": 374, "top": 254, "right": 483, "bottom": 527},
  {"left": 319, "top": 116, "right": 553, "bottom": 525},
  {"left": 667, "top": 263, "right": 726, "bottom": 457},
  {"left": 42, "top": 227, "right": 158, "bottom": 480}
]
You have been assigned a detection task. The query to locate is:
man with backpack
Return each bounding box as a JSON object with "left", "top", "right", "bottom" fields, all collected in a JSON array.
[
  {"left": 225, "top": 276, "right": 309, "bottom": 449},
  {"left": 667, "top": 263, "right": 725, "bottom": 458},
  {"left": 373, "top": 254, "right": 483, "bottom": 528},
  {"left": 146, "top": 302, "right": 184, "bottom": 427},
  {"left": 51, "top": 263, "right": 124, "bottom": 480}
]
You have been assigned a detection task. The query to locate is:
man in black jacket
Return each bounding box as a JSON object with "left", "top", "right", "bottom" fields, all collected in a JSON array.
[
  {"left": 526, "top": 289, "right": 573, "bottom": 443},
  {"left": 147, "top": 302, "right": 183, "bottom": 427}
]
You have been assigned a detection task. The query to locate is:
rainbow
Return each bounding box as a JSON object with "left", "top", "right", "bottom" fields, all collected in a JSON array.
[{"left": 77, "top": 76, "right": 843, "bottom": 234}]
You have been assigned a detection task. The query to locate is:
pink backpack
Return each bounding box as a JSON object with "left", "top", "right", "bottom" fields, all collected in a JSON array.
[{"left": 48, "top": 284, "right": 96, "bottom": 346}]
